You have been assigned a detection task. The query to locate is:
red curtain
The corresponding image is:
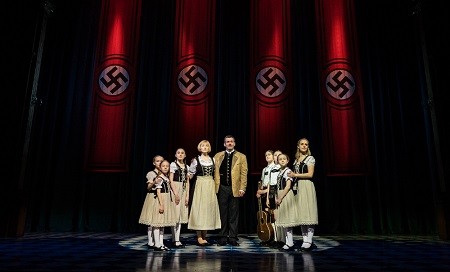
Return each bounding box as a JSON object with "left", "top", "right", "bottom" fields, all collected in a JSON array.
[
  {"left": 85, "top": 0, "right": 142, "bottom": 172},
  {"left": 169, "top": 0, "right": 216, "bottom": 158},
  {"left": 315, "top": 0, "right": 370, "bottom": 176},
  {"left": 249, "top": 0, "right": 294, "bottom": 173}
]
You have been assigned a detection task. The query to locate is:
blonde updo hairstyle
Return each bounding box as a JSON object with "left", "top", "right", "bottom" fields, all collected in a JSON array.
[{"left": 197, "top": 140, "right": 212, "bottom": 153}]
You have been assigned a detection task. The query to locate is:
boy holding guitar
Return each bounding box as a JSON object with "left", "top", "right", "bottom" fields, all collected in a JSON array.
[{"left": 256, "top": 150, "right": 283, "bottom": 246}]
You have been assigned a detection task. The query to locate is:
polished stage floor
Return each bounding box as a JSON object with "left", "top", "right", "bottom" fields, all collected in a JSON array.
[{"left": 1, "top": 231, "right": 449, "bottom": 271}]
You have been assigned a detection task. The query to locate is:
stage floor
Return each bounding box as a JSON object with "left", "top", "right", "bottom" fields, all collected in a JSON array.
[{"left": 1, "top": 232, "right": 449, "bottom": 271}]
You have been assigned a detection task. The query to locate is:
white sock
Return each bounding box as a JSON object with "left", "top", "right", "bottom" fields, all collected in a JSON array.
[
  {"left": 171, "top": 226, "right": 176, "bottom": 242},
  {"left": 272, "top": 223, "right": 277, "bottom": 241},
  {"left": 147, "top": 226, "right": 154, "bottom": 246},
  {"left": 172, "top": 223, "right": 181, "bottom": 244},
  {"left": 285, "top": 227, "right": 294, "bottom": 247},
  {"left": 307, "top": 227, "right": 314, "bottom": 243},
  {"left": 153, "top": 228, "right": 160, "bottom": 248},
  {"left": 160, "top": 228, "right": 165, "bottom": 247},
  {"left": 301, "top": 225, "right": 308, "bottom": 248},
  {"left": 277, "top": 225, "right": 286, "bottom": 243},
  {"left": 303, "top": 227, "right": 314, "bottom": 249}
]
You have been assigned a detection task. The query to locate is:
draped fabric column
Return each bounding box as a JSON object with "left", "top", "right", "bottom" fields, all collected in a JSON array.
[
  {"left": 249, "top": 0, "right": 294, "bottom": 173},
  {"left": 315, "top": 0, "right": 370, "bottom": 176},
  {"left": 169, "top": 0, "right": 216, "bottom": 157},
  {"left": 85, "top": 0, "right": 142, "bottom": 172}
]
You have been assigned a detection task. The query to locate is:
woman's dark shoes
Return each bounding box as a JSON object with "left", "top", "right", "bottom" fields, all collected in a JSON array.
[{"left": 229, "top": 240, "right": 239, "bottom": 246}]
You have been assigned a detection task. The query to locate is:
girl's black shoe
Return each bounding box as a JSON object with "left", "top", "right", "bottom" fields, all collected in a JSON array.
[
  {"left": 173, "top": 241, "right": 185, "bottom": 248},
  {"left": 154, "top": 245, "right": 170, "bottom": 251},
  {"left": 279, "top": 244, "right": 294, "bottom": 252},
  {"left": 299, "top": 242, "right": 317, "bottom": 252}
]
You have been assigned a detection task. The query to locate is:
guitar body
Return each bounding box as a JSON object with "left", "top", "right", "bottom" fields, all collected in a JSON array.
[
  {"left": 257, "top": 210, "right": 274, "bottom": 242},
  {"left": 256, "top": 181, "right": 275, "bottom": 242}
]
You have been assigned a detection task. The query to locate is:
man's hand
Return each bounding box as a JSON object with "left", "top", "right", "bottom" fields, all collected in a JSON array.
[{"left": 238, "top": 190, "right": 245, "bottom": 197}]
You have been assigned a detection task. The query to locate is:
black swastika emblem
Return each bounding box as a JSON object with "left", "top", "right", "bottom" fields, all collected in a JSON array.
[
  {"left": 325, "top": 69, "right": 355, "bottom": 100},
  {"left": 178, "top": 65, "right": 208, "bottom": 96},
  {"left": 256, "top": 67, "right": 286, "bottom": 97},
  {"left": 99, "top": 65, "right": 130, "bottom": 96}
]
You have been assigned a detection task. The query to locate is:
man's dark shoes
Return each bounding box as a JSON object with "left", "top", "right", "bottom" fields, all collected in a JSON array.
[
  {"left": 229, "top": 240, "right": 239, "bottom": 246},
  {"left": 217, "top": 238, "right": 227, "bottom": 246},
  {"left": 269, "top": 241, "right": 284, "bottom": 249}
]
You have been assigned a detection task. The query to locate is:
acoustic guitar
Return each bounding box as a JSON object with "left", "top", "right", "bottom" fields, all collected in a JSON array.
[{"left": 256, "top": 182, "right": 274, "bottom": 242}]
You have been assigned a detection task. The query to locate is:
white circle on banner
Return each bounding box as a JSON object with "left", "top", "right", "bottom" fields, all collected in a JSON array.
[
  {"left": 98, "top": 65, "right": 130, "bottom": 96},
  {"left": 325, "top": 69, "right": 355, "bottom": 100},
  {"left": 178, "top": 65, "right": 208, "bottom": 95},
  {"left": 256, "top": 67, "right": 286, "bottom": 98}
]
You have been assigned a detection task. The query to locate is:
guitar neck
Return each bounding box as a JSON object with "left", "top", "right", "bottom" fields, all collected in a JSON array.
[{"left": 258, "top": 181, "right": 263, "bottom": 211}]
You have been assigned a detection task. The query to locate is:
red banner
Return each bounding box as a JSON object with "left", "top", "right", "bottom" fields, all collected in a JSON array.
[
  {"left": 85, "top": 0, "right": 141, "bottom": 172},
  {"left": 315, "top": 0, "right": 370, "bottom": 175},
  {"left": 249, "top": 0, "right": 294, "bottom": 174},
  {"left": 169, "top": 0, "right": 216, "bottom": 158}
]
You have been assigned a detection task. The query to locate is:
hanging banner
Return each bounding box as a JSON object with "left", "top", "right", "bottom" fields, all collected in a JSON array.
[
  {"left": 315, "top": 0, "right": 370, "bottom": 175},
  {"left": 85, "top": 0, "right": 141, "bottom": 172},
  {"left": 249, "top": 0, "right": 294, "bottom": 173},
  {"left": 169, "top": 0, "right": 216, "bottom": 158}
]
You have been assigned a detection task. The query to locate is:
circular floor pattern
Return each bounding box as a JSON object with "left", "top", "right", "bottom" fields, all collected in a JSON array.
[{"left": 118, "top": 234, "right": 340, "bottom": 253}]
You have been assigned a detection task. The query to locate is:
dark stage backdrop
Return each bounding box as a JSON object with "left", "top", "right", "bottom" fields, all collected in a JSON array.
[{"left": 3, "top": 0, "right": 449, "bottom": 238}]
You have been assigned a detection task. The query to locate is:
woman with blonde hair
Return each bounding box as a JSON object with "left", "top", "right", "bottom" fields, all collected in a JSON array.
[
  {"left": 288, "top": 138, "right": 318, "bottom": 251},
  {"left": 187, "top": 140, "right": 221, "bottom": 246}
]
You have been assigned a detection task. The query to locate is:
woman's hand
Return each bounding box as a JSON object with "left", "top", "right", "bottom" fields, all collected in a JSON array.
[{"left": 275, "top": 197, "right": 282, "bottom": 206}]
